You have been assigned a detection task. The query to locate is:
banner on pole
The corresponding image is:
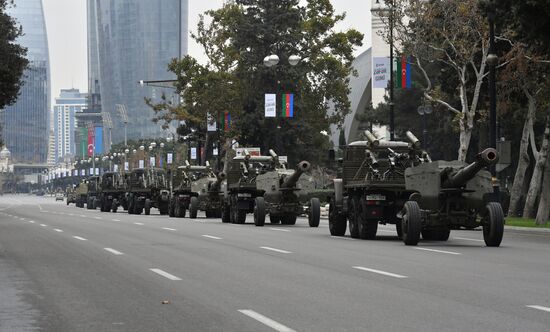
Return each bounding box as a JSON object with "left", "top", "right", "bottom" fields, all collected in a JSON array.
[
  {"left": 207, "top": 113, "right": 217, "bottom": 131},
  {"left": 265, "top": 94, "right": 277, "bottom": 117},
  {"left": 282, "top": 93, "right": 294, "bottom": 118},
  {"left": 95, "top": 168, "right": 99, "bottom": 175},
  {"left": 150, "top": 157, "right": 155, "bottom": 167},
  {"left": 167, "top": 153, "right": 173, "bottom": 164},
  {"left": 139, "top": 160, "right": 144, "bottom": 168},
  {"left": 81, "top": 169, "right": 85, "bottom": 176},
  {"left": 190, "top": 147, "right": 197, "bottom": 160},
  {"left": 373, "top": 57, "right": 390, "bottom": 88},
  {"left": 113, "top": 164, "right": 119, "bottom": 172},
  {"left": 124, "top": 161, "right": 129, "bottom": 171},
  {"left": 89, "top": 168, "right": 93, "bottom": 175}
]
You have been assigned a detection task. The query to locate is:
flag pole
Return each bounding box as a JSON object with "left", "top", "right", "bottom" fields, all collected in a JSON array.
[{"left": 389, "top": 0, "right": 395, "bottom": 141}]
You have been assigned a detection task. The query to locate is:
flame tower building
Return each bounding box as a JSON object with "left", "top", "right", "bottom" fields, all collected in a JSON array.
[
  {"left": 87, "top": 0, "right": 188, "bottom": 143},
  {"left": 2, "top": 0, "right": 50, "bottom": 163}
]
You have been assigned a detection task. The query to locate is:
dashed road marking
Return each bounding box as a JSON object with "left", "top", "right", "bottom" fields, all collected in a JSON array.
[
  {"left": 353, "top": 266, "right": 408, "bottom": 279},
  {"left": 54, "top": 229, "right": 63, "bottom": 232},
  {"left": 104, "top": 248, "right": 124, "bottom": 255},
  {"left": 28, "top": 220, "right": 35, "bottom": 224},
  {"left": 112, "top": 219, "right": 121, "bottom": 222},
  {"left": 162, "top": 227, "right": 177, "bottom": 231},
  {"left": 238, "top": 309, "right": 296, "bottom": 332},
  {"left": 202, "top": 235, "right": 222, "bottom": 240},
  {"left": 40, "top": 224, "right": 47, "bottom": 227},
  {"left": 94, "top": 217, "right": 102, "bottom": 220},
  {"left": 149, "top": 268, "right": 181, "bottom": 281},
  {"left": 526, "top": 305, "right": 550, "bottom": 313},
  {"left": 73, "top": 236, "right": 88, "bottom": 241},
  {"left": 454, "top": 237, "right": 484, "bottom": 242},
  {"left": 260, "top": 246, "right": 292, "bottom": 254},
  {"left": 414, "top": 247, "right": 461, "bottom": 255},
  {"left": 134, "top": 222, "right": 144, "bottom": 225},
  {"left": 269, "top": 228, "right": 290, "bottom": 232},
  {"left": 80, "top": 215, "right": 86, "bottom": 218}
]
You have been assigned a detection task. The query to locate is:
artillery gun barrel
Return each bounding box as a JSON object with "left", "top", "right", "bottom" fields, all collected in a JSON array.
[
  {"left": 364, "top": 130, "right": 380, "bottom": 146},
  {"left": 281, "top": 161, "right": 311, "bottom": 188},
  {"left": 442, "top": 148, "right": 499, "bottom": 188},
  {"left": 211, "top": 172, "right": 226, "bottom": 190},
  {"left": 406, "top": 131, "right": 421, "bottom": 148},
  {"left": 269, "top": 149, "right": 278, "bottom": 158},
  {"left": 365, "top": 149, "right": 379, "bottom": 167}
]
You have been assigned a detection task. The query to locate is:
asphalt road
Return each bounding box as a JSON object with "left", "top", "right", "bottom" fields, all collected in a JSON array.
[{"left": 1, "top": 194, "right": 549, "bottom": 332}]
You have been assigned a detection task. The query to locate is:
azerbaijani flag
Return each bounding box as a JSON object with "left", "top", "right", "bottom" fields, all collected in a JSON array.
[
  {"left": 395, "top": 56, "right": 412, "bottom": 89},
  {"left": 281, "top": 93, "right": 294, "bottom": 118},
  {"left": 223, "top": 112, "right": 231, "bottom": 132}
]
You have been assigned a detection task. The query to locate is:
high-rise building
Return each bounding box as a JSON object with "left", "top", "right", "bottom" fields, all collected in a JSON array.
[
  {"left": 1, "top": 0, "right": 50, "bottom": 163},
  {"left": 53, "top": 89, "right": 87, "bottom": 162},
  {"left": 87, "top": 0, "right": 188, "bottom": 144}
]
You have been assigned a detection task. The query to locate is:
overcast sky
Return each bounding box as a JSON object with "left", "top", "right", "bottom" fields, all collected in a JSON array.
[{"left": 42, "top": 0, "right": 371, "bottom": 104}]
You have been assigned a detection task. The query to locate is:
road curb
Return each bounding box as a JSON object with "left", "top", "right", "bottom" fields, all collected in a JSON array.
[{"left": 504, "top": 225, "right": 550, "bottom": 234}]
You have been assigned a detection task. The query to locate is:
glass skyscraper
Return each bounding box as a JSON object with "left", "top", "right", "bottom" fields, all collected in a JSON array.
[
  {"left": 88, "top": 0, "right": 188, "bottom": 143},
  {"left": 2, "top": 0, "right": 50, "bottom": 163}
]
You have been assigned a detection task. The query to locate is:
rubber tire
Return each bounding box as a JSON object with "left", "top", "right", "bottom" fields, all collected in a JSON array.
[
  {"left": 269, "top": 216, "right": 281, "bottom": 224},
  {"left": 221, "top": 204, "right": 231, "bottom": 223},
  {"left": 112, "top": 204, "right": 118, "bottom": 213},
  {"left": 189, "top": 197, "right": 198, "bottom": 219},
  {"left": 281, "top": 216, "right": 297, "bottom": 225},
  {"left": 175, "top": 202, "right": 186, "bottom": 218},
  {"left": 254, "top": 197, "right": 266, "bottom": 227},
  {"left": 422, "top": 229, "right": 450, "bottom": 241},
  {"left": 236, "top": 210, "right": 247, "bottom": 224},
  {"left": 86, "top": 197, "right": 93, "bottom": 209},
  {"left": 328, "top": 197, "right": 346, "bottom": 236},
  {"left": 402, "top": 201, "right": 421, "bottom": 246},
  {"left": 169, "top": 200, "right": 175, "bottom": 217},
  {"left": 483, "top": 202, "right": 504, "bottom": 247},
  {"left": 348, "top": 198, "right": 360, "bottom": 239},
  {"left": 359, "top": 218, "right": 378, "bottom": 240},
  {"left": 144, "top": 199, "right": 151, "bottom": 215},
  {"left": 396, "top": 221, "right": 403, "bottom": 239},
  {"left": 308, "top": 198, "right": 321, "bottom": 227}
]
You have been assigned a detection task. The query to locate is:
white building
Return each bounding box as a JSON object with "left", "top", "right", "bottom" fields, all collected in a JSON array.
[{"left": 53, "top": 89, "right": 87, "bottom": 163}]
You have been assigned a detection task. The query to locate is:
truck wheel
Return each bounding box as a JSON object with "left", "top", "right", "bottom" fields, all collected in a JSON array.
[
  {"left": 144, "top": 199, "right": 151, "bottom": 215},
  {"left": 105, "top": 200, "right": 112, "bottom": 212},
  {"left": 269, "top": 216, "right": 281, "bottom": 224},
  {"left": 189, "top": 197, "right": 198, "bottom": 219},
  {"left": 422, "top": 229, "right": 450, "bottom": 241},
  {"left": 329, "top": 198, "right": 346, "bottom": 236},
  {"left": 221, "top": 204, "right": 231, "bottom": 223},
  {"left": 483, "top": 202, "right": 504, "bottom": 247},
  {"left": 176, "top": 202, "right": 186, "bottom": 218},
  {"left": 281, "top": 216, "right": 296, "bottom": 225},
  {"left": 396, "top": 221, "right": 403, "bottom": 239},
  {"left": 112, "top": 204, "right": 118, "bottom": 213},
  {"left": 254, "top": 197, "right": 266, "bottom": 227},
  {"left": 86, "top": 197, "right": 93, "bottom": 209},
  {"left": 93, "top": 198, "right": 99, "bottom": 210},
  {"left": 308, "top": 198, "right": 321, "bottom": 227},
  {"left": 348, "top": 198, "right": 360, "bottom": 239},
  {"left": 128, "top": 196, "right": 135, "bottom": 214},
  {"left": 359, "top": 219, "right": 378, "bottom": 240},
  {"left": 236, "top": 210, "right": 247, "bottom": 224},
  {"left": 169, "top": 200, "right": 175, "bottom": 217},
  {"left": 402, "top": 201, "right": 421, "bottom": 246}
]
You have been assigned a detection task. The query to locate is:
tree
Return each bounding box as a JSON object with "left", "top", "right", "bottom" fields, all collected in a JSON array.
[
  {"left": 381, "top": 0, "right": 511, "bottom": 161},
  {"left": 148, "top": 0, "right": 363, "bottom": 166},
  {"left": 0, "top": 0, "right": 28, "bottom": 110}
]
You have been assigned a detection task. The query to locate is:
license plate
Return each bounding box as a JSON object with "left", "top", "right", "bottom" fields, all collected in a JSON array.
[{"left": 366, "top": 195, "right": 386, "bottom": 201}]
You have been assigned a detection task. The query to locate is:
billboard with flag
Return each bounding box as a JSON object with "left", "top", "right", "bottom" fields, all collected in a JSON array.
[{"left": 265, "top": 94, "right": 277, "bottom": 117}]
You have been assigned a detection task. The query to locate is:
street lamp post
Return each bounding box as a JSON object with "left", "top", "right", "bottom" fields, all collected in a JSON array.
[
  {"left": 389, "top": 0, "right": 395, "bottom": 141},
  {"left": 417, "top": 105, "right": 433, "bottom": 150},
  {"left": 487, "top": 1, "right": 499, "bottom": 202},
  {"left": 88, "top": 144, "right": 95, "bottom": 175}
]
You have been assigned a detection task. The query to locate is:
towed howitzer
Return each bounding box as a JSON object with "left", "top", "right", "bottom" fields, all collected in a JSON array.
[
  {"left": 442, "top": 148, "right": 499, "bottom": 188},
  {"left": 401, "top": 147, "right": 504, "bottom": 247},
  {"left": 281, "top": 161, "right": 311, "bottom": 189}
]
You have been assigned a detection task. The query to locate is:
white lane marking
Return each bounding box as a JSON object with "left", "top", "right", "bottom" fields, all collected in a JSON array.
[
  {"left": 331, "top": 236, "right": 354, "bottom": 240},
  {"left": 414, "top": 247, "right": 462, "bottom": 255},
  {"left": 202, "top": 235, "right": 222, "bottom": 240},
  {"left": 104, "top": 248, "right": 124, "bottom": 255},
  {"left": 260, "top": 246, "right": 292, "bottom": 254},
  {"left": 149, "top": 268, "right": 181, "bottom": 281},
  {"left": 526, "top": 305, "right": 550, "bottom": 313},
  {"left": 73, "top": 236, "right": 88, "bottom": 241},
  {"left": 269, "top": 228, "right": 290, "bottom": 232},
  {"left": 40, "top": 224, "right": 47, "bottom": 227},
  {"left": 28, "top": 220, "right": 35, "bottom": 224},
  {"left": 68, "top": 213, "right": 75, "bottom": 216},
  {"left": 54, "top": 229, "right": 63, "bottom": 232},
  {"left": 454, "top": 237, "right": 485, "bottom": 242},
  {"left": 112, "top": 219, "right": 121, "bottom": 222},
  {"left": 20, "top": 217, "right": 26, "bottom": 220},
  {"left": 134, "top": 222, "right": 144, "bottom": 226},
  {"left": 352, "top": 266, "right": 408, "bottom": 279},
  {"left": 94, "top": 217, "right": 102, "bottom": 220},
  {"left": 162, "top": 227, "right": 177, "bottom": 231},
  {"left": 238, "top": 309, "right": 296, "bottom": 332},
  {"left": 80, "top": 215, "right": 86, "bottom": 217}
]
